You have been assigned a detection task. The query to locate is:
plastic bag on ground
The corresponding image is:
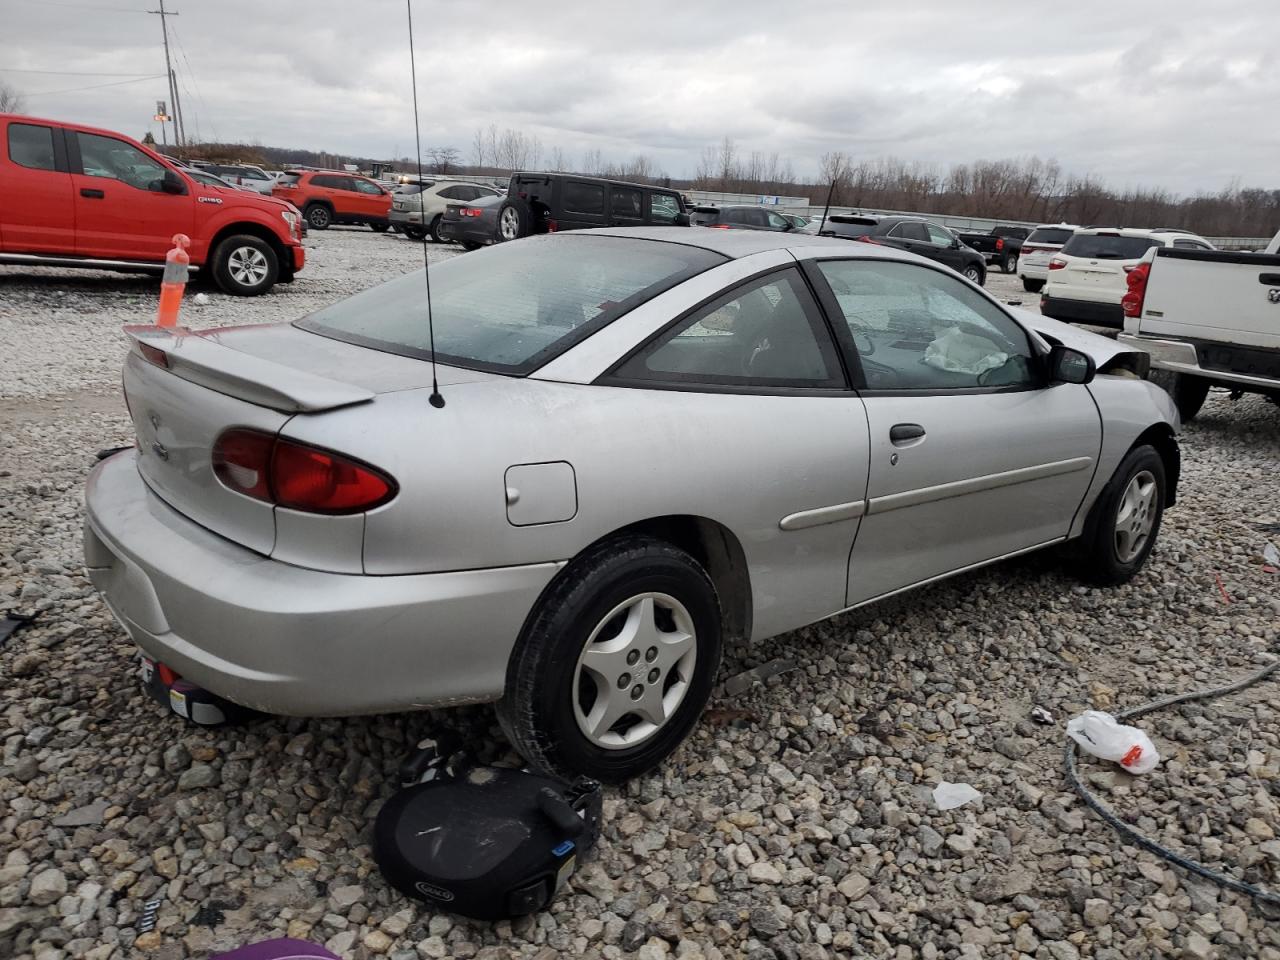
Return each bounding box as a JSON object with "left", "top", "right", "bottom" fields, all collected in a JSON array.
[
  {"left": 933, "top": 781, "right": 981, "bottom": 810},
  {"left": 1066, "top": 710, "right": 1160, "bottom": 774}
]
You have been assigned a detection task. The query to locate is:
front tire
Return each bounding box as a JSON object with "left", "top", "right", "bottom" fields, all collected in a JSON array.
[
  {"left": 461, "top": 241, "right": 482, "bottom": 251},
  {"left": 1022, "top": 278, "right": 1045, "bottom": 293},
  {"left": 370, "top": 223, "right": 389, "bottom": 233},
  {"left": 963, "top": 264, "right": 985, "bottom": 285},
  {"left": 1150, "top": 371, "right": 1211, "bottom": 422},
  {"left": 402, "top": 225, "right": 427, "bottom": 241},
  {"left": 1074, "top": 445, "right": 1166, "bottom": 586},
  {"left": 211, "top": 235, "right": 278, "bottom": 296},
  {"left": 498, "top": 536, "right": 723, "bottom": 783},
  {"left": 304, "top": 204, "right": 332, "bottom": 230}
]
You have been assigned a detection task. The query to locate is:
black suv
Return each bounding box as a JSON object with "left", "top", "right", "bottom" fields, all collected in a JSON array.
[
  {"left": 493, "top": 173, "right": 689, "bottom": 241},
  {"left": 811, "top": 215, "right": 987, "bottom": 285},
  {"left": 690, "top": 205, "right": 797, "bottom": 232}
]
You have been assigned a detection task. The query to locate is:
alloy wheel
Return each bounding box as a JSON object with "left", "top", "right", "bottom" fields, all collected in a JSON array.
[
  {"left": 572, "top": 593, "right": 697, "bottom": 750},
  {"left": 1114, "top": 469, "right": 1158, "bottom": 562},
  {"left": 964, "top": 266, "right": 981, "bottom": 282},
  {"left": 227, "top": 246, "right": 269, "bottom": 287},
  {"left": 499, "top": 207, "right": 520, "bottom": 240}
]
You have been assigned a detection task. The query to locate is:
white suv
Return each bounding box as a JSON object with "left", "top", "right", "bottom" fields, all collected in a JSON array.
[
  {"left": 1017, "top": 223, "right": 1078, "bottom": 293},
  {"left": 1042, "top": 227, "right": 1215, "bottom": 327},
  {"left": 390, "top": 180, "right": 502, "bottom": 242}
]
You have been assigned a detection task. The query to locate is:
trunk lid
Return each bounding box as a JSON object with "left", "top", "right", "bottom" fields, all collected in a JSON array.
[{"left": 121, "top": 323, "right": 497, "bottom": 556}]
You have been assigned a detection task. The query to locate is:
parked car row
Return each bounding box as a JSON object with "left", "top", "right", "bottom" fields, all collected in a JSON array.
[{"left": 805, "top": 214, "right": 988, "bottom": 285}]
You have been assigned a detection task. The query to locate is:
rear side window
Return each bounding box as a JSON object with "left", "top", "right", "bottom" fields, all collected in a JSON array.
[
  {"left": 564, "top": 181, "right": 605, "bottom": 216},
  {"left": 1026, "top": 227, "right": 1073, "bottom": 245},
  {"left": 7, "top": 123, "right": 57, "bottom": 171},
  {"left": 1061, "top": 234, "right": 1159, "bottom": 260},
  {"left": 279, "top": 172, "right": 302, "bottom": 186},
  {"left": 312, "top": 174, "right": 345, "bottom": 189},
  {"left": 612, "top": 187, "right": 643, "bottom": 219}
]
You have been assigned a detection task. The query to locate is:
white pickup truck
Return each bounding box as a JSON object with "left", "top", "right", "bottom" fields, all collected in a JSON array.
[{"left": 1117, "top": 230, "right": 1280, "bottom": 420}]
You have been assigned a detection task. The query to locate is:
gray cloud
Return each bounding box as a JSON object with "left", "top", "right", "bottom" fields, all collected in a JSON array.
[{"left": 2, "top": 0, "right": 1276, "bottom": 195}]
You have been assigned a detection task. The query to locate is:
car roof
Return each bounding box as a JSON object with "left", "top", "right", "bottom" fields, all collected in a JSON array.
[
  {"left": 511, "top": 171, "right": 679, "bottom": 192},
  {"left": 583, "top": 225, "right": 913, "bottom": 260},
  {"left": 1073, "top": 226, "right": 1206, "bottom": 240}
]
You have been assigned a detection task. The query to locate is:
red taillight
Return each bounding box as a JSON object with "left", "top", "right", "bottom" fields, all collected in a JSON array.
[
  {"left": 460, "top": 207, "right": 482, "bottom": 218},
  {"left": 137, "top": 342, "right": 169, "bottom": 368},
  {"left": 546, "top": 218, "right": 558, "bottom": 232},
  {"left": 212, "top": 428, "right": 396, "bottom": 514},
  {"left": 708, "top": 223, "right": 731, "bottom": 229},
  {"left": 1121, "top": 262, "right": 1150, "bottom": 319},
  {"left": 855, "top": 235, "right": 884, "bottom": 245},
  {"left": 1048, "top": 257, "right": 1067, "bottom": 270},
  {"left": 995, "top": 237, "right": 1004, "bottom": 252}
]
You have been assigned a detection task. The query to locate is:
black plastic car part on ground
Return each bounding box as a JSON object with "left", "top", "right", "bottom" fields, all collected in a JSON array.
[
  {"left": 816, "top": 215, "right": 987, "bottom": 285},
  {"left": 487, "top": 172, "right": 690, "bottom": 244}
]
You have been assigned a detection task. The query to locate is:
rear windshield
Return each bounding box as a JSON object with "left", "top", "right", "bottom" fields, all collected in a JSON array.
[
  {"left": 297, "top": 235, "right": 726, "bottom": 375},
  {"left": 690, "top": 208, "right": 720, "bottom": 225},
  {"left": 1061, "top": 234, "right": 1159, "bottom": 260},
  {"left": 817, "top": 217, "right": 879, "bottom": 239},
  {"left": 394, "top": 184, "right": 426, "bottom": 195},
  {"left": 1026, "top": 227, "right": 1074, "bottom": 245},
  {"left": 279, "top": 172, "right": 302, "bottom": 185}
]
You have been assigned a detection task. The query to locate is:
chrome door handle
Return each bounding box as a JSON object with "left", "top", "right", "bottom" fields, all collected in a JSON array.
[{"left": 889, "top": 423, "right": 926, "bottom": 444}]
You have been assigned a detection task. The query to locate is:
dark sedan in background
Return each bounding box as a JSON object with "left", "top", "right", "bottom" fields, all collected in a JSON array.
[
  {"left": 438, "top": 194, "right": 503, "bottom": 250},
  {"left": 806, "top": 215, "right": 987, "bottom": 285},
  {"left": 690, "top": 205, "right": 798, "bottom": 232}
]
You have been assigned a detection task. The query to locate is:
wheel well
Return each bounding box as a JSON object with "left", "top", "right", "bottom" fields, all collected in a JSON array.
[
  {"left": 207, "top": 222, "right": 288, "bottom": 275},
  {"left": 1133, "top": 423, "right": 1180, "bottom": 507},
  {"left": 302, "top": 199, "right": 333, "bottom": 212},
  {"left": 603, "top": 515, "right": 752, "bottom": 645}
]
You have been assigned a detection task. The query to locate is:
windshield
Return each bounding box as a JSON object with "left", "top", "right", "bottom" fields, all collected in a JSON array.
[
  {"left": 1061, "top": 234, "right": 1159, "bottom": 260},
  {"left": 1026, "top": 227, "right": 1074, "bottom": 245},
  {"left": 297, "top": 235, "right": 726, "bottom": 374}
]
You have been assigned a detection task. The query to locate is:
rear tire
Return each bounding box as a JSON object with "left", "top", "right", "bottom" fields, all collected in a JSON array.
[
  {"left": 304, "top": 204, "right": 331, "bottom": 231},
  {"left": 429, "top": 215, "right": 449, "bottom": 244},
  {"left": 1022, "top": 278, "right": 1045, "bottom": 293},
  {"left": 496, "top": 200, "right": 530, "bottom": 242},
  {"left": 211, "top": 234, "right": 278, "bottom": 297},
  {"left": 402, "top": 225, "right": 427, "bottom": 241},
  {"left": 1073, "top": 445, "right": 1165, "bottom": 586},
  {"left": 1150, "top": 371, "right": 1211, "bottom": 422},
  {"left": 370, "top": 223, "right": 389, "bottom": 233},
  {"left": 1002, "top": 254, "right": 1018, "bottom": 274},
  {"left": 497, "top": 536, "right": 723, "bottom": 783},
  {"left": 461, "top": 241, "right": 482, "bottom": 251}
]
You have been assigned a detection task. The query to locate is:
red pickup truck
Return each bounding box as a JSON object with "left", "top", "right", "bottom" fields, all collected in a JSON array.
[{"left": 0, "top": 113, "right": 305, "bottom": 295}]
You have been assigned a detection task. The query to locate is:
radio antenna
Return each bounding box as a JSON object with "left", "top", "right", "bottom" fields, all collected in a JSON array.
[
  {"left": 406, "top": 0, "right": 444, "bottom": 408},
  {"left": 818, "top": 178, "right": 836, "bottom": 234}
]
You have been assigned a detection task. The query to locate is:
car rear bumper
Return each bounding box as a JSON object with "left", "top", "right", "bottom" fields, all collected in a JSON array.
[
  {"left": 83, "top": 452, "right": 562, "bottom": 716},
  {"left": 1117, "top": 334, "right": 1280, "bottom": 389},
  {"left": 1040, "top": 295, "right": 1123, "bottom": 328},
  {"left": 438, "top": 219, "right": 492, "bottom": 245},
  {"left": 1019, "top": 261, "right": 1049, "bottom": 281},
  {"left": 389, "top": 209, "right": 423, "bottom": 226}
]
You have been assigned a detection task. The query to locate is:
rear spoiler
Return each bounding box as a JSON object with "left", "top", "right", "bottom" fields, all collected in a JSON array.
[{"left": 123, "top": 324, "right": 375, "bottom": 413}]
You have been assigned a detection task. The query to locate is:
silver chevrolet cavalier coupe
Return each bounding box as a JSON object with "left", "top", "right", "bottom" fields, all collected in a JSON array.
[{"left": 85, "top": 228, "right": 1179, "bottom": 782}]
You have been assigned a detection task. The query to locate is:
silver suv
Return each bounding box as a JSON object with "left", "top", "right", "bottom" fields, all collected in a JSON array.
[{"left": 390, "top": 180, "right": 502, "bottom": 242}]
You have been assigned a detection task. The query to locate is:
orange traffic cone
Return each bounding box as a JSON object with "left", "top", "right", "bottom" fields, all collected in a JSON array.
[{"left": 156, "top": 233, "right": 191, "bottom": 328}]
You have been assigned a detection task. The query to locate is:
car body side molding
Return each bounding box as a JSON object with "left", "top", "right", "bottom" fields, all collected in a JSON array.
[
  {"left": 868, "top": 456, "right": 1094, "bottom": 515},
  {"left": 779, "top": 500, "right": 867, "bottom": 531}
]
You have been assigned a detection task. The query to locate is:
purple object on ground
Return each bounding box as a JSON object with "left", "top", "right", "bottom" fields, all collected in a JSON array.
[{"left": 211, "top": 940, "right": 342, "bottom": 960}]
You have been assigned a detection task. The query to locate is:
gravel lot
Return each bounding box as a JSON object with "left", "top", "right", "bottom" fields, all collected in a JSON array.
[{"left": 2, "top": 229, "right": 1278, "bottom": 960}]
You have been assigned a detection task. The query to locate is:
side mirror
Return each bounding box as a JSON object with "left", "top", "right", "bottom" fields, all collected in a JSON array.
[
  {"left": 950, "top": 238, "right": 960, "bottom": 249},
  {"left": 161, "top": 169, "right": 187, "bottom": 195},
  {"left": 674, "top": 212, "right": 691, "bottom": 226},
  {"left": 1048, "top": 344, "right": 1095, "bottom": 384}
]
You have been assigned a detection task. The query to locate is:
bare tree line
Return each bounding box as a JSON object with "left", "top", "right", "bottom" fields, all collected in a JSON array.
[{"left": 1, "top": 83, "right": 26, "bottom": 114}]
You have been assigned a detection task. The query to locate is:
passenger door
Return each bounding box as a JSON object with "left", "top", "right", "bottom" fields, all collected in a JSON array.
[
  {"left": 0, "top": 119, "right": 76, "bottom": 253},
  {"left": 350, "top": 177, "right": 390, "bottom": 219},
  {"left": 764, "top": 210, "right": 792, "bottom": 233},
  {"left": 70, "top": 130, "right": 192, "bottom": 261},
  {"left": 604, "top": 266, "right": 870, "bottom": 636},
  {"left": 925, "top": 222, "right": 965, "bottom": 271},
  {"left": 882, "top": 220, "right": 932, "bottom": 257},
  {"left": 805, "top": 256, "right": 1100, "bottom": 606},
  {"left": 647, "top": 192, "right": 682, "bottom": 225}
]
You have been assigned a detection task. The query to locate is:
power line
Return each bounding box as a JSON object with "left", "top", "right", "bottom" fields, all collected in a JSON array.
[
  {"left": 0, "top": 68, "right": 158, "bottom": 77},
  {"left": 8, "top": 0, "right": 146, "bottom": 10},
  {"left": 24, "top": 75, "right": 167, "bottom": 97}
]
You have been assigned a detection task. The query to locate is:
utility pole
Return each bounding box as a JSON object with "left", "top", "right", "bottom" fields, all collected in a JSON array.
[{"left": 148, "top": 1, "right": 185, "bottom": 151}]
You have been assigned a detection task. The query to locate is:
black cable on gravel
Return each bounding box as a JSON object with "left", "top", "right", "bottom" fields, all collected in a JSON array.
[{"left": 1065, "top": 658, "right": 1280, "bottom": 907}]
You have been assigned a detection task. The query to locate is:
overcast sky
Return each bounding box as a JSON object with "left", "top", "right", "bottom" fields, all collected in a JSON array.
[{"left": 3, "top": 0, "right": 1276, "bottom": 195}]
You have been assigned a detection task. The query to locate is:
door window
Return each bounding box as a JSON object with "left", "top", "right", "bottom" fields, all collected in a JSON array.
[
  {"left": 76, "top": 132, "right": 166, "bottom": 190},
  {"left": 311, "top": 174, "right": 342, "bottom": 189},
  {"left": 815, "top": 259, "right": 1037, "bottom": 391},
  {"left": 611, "top": 187, "right": 643, "bottom": 220},
  {"left": 563, "top": 181, "right": 605, "bottom": 216},
  {"left": 765, "top": 211, "right": 790, "bottom": 229},
  {"left": 351, "top": 178, "right": 384, "bottom": 195},
  {"left": 649, "top": 193, "right": 680, "bottom": 223},
  {"left": 9, "top": 123, "right": 58, "bottom": 171},
  {"left": 612, "top": 269, "right": 843, "bottom": 388},
  {"left": 889, "top": 221, "right": 929, "bottom": 241},
  {"left": 925, "top": 223, "right": 954, "bottom": 246}
]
